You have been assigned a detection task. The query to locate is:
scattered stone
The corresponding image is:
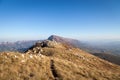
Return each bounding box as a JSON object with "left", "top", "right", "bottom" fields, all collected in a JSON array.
[
  {"left": 34, "top": 50, "right": 36, "bottom": 53},
  {"left": 15, "top": 55, "right": 17, "bottom": 58},
  {"left": 21, "top": 60, "right": 25, "bottom": 63},
  {"left": 6, "top": 53, "right": 9, "bottom": 55},
  {"left": 29, "top": 55, "right": 33, "bottom": 58},
  {"left": 40, "top": 49, "right": 43, "bottom": 52},
  {"left": 38, "top": 53, "right": 41, "bottom": 56},
  {"left": 22, "top": 54, "right": 24, "bottom": 58},
  {"left": 34, "top": 55, "right": 37, "bottom": 58}
]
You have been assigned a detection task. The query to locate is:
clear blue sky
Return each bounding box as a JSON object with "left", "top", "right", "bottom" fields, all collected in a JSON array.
[{"left": 0, "top": 0, "right": 120, "bottom": 41}]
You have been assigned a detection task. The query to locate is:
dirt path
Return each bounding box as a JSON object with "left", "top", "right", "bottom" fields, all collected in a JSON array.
[{"left": 50, "top": 59, "right": 61, "bottom": 80}]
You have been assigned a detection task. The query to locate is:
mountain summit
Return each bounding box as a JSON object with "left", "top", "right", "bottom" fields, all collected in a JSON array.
[{"left": 48, "top": 35, "right": 82, "bottom": 48}]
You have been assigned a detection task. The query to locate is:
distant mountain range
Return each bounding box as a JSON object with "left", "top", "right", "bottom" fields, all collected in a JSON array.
[
  {"left": 0, "top": 35, "right": 120, "bottom": 65},
  {"left": 0, "top": 40, "right": 42, "bottom": 52}
]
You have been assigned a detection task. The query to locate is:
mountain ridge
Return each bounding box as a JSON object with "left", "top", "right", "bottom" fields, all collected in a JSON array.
[
  {"left": 0, "top": 40, "right": 120, "bottom": 80},
  {"left": 0, "top": 35, "right": 120, "bottom": 65},
  {"left": 47, "top": 35, "right": 120, "bottom": 65}
]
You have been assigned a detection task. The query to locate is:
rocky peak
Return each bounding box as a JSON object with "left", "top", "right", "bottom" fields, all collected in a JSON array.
[
  {"left": 48, "top": 35, "right": 60, "bottom": 41},
  {"left": 48, "top": 35, "right": 81, "bottom": 48}
]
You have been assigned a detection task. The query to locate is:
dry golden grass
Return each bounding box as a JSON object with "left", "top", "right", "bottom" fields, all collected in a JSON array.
[
  {"left": 0, "top": 52, "right": 54, "bottom": 80},
  {"left": 41, "top": 47, "right": 120, "bottom": 80},
  {"left": 53, "top": 57, "right": 120, "bottom": 80},
  {"left": 0, "top": 42, "right": 120, "bottom": 80}
]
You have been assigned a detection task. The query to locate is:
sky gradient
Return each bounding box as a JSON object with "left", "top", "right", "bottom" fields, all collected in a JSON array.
[{"left": 0, "top": 0, "right": 120, "bottom": 41}]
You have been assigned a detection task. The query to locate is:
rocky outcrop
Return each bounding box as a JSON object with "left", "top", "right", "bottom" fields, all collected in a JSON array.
[
  {"left": 26, "top": 40, "right": 65, "bottom": 55},
  {"left": 34, "top": 40, "right": 63, "bottom": 48}
]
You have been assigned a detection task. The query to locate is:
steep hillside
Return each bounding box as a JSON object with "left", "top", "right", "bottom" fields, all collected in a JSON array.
[
  {"left": 48, "top": 35, "right": 120, "bottom": 65},
  {"left": 0, "top": 40, "right": 120, "bottom": 80}
]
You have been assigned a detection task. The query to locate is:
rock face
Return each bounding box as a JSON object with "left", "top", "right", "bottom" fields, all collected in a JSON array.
[{"left": 0, "top": 40, "right": 120, "bottom": 80}]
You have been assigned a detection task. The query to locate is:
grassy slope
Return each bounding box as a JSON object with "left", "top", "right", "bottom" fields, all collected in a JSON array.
[
  {"left": 0, "top": 46, "right": 120, "bottom": 80},
  {"left": 0, "top": 52, "right": 53, "bottom": 80},
  {"left": 42, "top": 47, "right": 120, "bottom": 80}
]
